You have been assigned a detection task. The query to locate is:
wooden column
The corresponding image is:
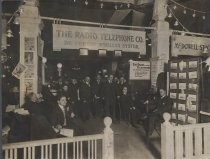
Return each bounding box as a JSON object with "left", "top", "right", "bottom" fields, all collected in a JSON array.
[
  {"left": 150, "top": 0, "right": 171, "bottom": 88},
  {"left": 103, "top": 117, "right": 114, "bottom": 159},
  {"left": 19, "top": 0, "right": 42, "bottom": 106}
]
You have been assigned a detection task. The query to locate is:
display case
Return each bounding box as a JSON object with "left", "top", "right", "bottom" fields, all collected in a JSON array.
[{"left": 168, "top": 58, "right": 201, "bottom": 125}]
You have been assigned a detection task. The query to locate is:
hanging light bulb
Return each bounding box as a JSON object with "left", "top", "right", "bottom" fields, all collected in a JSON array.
[
  {"left": 203, "top": 15, "right": 206, "bottom": 20},
  {"left": 168, "top": 12, "right": 172, "bottom": 18},
  {"left": 13, "top": 17, "right": 20, "bottom": 25},
  {"left": 183, "top": 8, "right": 186, "bottom": 14},
  {"left": 173, "top": 5, "right": 177, "bottom": 10},
  {"left": 192, "top": 11, "right": 196, "bottom": 18},
  {"left": 18, "top": 6, "right": 23, "bottom": 14},
  {"left": 74, "top": 0, "right": 76, "bottom": 2},
  {"left": 7, "top": 28, "right": 14, "bottom": 38},
  {"left": 100, "top": 2, "right": 103, "bottom": 8},
  {"left": 174, "top": 20, "right": 179, "bottom": 26},
  {"left": 127, "top": 3, "right": 130, "bottom": 8},
  {"left": 203, "top": 48, "right": 208, "bottom": 54},
  {"left": 85, "top": 0, "right": 88, "bottom": 6},
  {"left": 114, "top": 4, "right": 118, "bottom": 10},
  {"left": 138, "top": 53, "right": 141, "bottom": 59}
]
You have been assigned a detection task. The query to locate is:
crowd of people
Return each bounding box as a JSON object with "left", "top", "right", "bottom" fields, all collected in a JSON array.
[{"left": 2, "top": 73, "right": 173, "bottom": 142}]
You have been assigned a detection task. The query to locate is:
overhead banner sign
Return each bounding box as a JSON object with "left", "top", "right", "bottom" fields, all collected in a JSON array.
[
  {"left": 53, "top": 24, "right": 146, "bottom": 54},
  {"left": 171, "top": 35, "right": 210, "bottom": 56},
  {"left": 129, "top": 60, "right": 150, "bottom": 80}
]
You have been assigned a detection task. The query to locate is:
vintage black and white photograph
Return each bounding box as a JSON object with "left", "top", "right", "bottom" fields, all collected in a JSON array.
[
  {"left": 24, "top": 52, "right": 34, "bottom": 64},
  {"left": 24, "top": 37, "right": 35, "bottom": 51},
  {"left": 11, "top": 62, "right": 27, "bottom": 79},
  {"left": 1, "top": 0, "right": 210, "bottom": 159}
]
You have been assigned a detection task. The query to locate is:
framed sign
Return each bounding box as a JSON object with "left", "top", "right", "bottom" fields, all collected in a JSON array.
[
  {"left": 53, "top": 24, "right": 146, "bottom": 53},
  {"left": 12, "top": 62, "right": 27, "bottom": 79},
  {"left": 171, "top": 35, "right": 210, "bottom": 56},
  {"left": 129, "top": 60, "right": 150, "bottom": 80}
]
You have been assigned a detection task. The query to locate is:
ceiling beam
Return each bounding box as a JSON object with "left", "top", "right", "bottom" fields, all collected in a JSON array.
[{"left": 96, "top": 0, "right": 154, "bottom": 5}]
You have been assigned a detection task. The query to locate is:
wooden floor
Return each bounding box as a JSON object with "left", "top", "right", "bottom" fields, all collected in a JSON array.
[{"left": 83, "top": 117, "right": 161, "bottom": 159}]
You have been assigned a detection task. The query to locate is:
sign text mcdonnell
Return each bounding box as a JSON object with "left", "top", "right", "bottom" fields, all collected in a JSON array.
[
  {"left": 53, "top": 24, "right": 146, "bottom": 53},
  {"left": 171, "top": 35, "right": 210, "bottom": 56}
]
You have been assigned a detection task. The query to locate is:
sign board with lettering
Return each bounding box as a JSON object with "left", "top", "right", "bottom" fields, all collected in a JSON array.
[
  {"left": 129, "top": 60, "right": 150, "bottom": 80},
  {"left": 53, "top": 24, "right": 146, "bottom": 54},
  {"left": 171, "top": 35, "right": 210, "bottom": 56}
]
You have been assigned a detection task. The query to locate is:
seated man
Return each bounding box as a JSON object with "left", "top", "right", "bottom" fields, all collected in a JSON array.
[
  {"left": 145, "top": 88, "right": 173, "bottom": 136},
  {"left": 51, "top": 94, "right": 84, "bottom": 136}
]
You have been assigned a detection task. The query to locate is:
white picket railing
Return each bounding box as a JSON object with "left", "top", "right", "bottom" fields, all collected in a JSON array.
[
  {"left": 161, "top": 113, "right": 210, "bottom": 159},
  {"left": 2, "top": 117, "right": 114, "bottom": 159}
]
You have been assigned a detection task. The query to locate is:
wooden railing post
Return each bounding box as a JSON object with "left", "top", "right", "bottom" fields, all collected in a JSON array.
[
  {"left": 161, "top": 113, "right": 174, "bottom": 159},
  {"left": 102, "top": 117, "right": 114, "bottom": 159}
]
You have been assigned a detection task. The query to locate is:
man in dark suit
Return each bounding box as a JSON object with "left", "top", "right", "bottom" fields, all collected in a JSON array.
[
  {"left": 78, "top": 76, "right": 92, "bottom": 121},
  {"left": 146, "top": 88, "right": 173, "bottom": 136},
  {"left": 51, "top": 94, "right": 84, "bottom": 136},
  {"left": 101, "top": 74, "right": 118, "bottom": 121},
  {"left": 92, "top": 74, "right": 103, "bottom": 117}
]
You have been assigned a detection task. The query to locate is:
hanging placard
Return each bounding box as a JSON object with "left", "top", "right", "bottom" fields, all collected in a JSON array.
[
  {"left": 53, "top": 24, "right": 146, "bottom": 53},
  {"left": 12, "top": 62, "right": 27, "bottom": 79},
  {"left": 129, "top": 60, "right": 150, "bottom": 80},
  {"left": 171, "top": 35, "right": 210, "bottom": 56}
]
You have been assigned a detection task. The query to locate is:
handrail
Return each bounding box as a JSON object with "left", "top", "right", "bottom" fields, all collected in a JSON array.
[
  {"left": 172, "top": 122, "right": 210, "bottom": 131},
  {"left": 2, "top": 134, "right": 104, "bottom": 150}
]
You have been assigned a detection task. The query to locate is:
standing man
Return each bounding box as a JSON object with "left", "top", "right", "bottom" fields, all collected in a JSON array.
[
  {"left": 92, "top": 74, "right": 103, "bottom": 117},
  {"left": 78, "top": 76, "right": 92, "bottom": 121},
  {"left": 102, "top": 74, "right": 118, "bottom": 122}
]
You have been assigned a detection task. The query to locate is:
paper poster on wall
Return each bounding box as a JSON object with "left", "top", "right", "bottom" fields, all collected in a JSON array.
[
  {"left": 189, "top": 71, "right": 198, "bottom": 79},
  {"left": 24, "top": 79, "right": 33, "bottom": 92},
  {"left": 189, "top": 61, "right": 198, "bottom": 68},
  {"left": 178, "top": 114, "right": 186, "bottom": 122},
  {"left": 189, "top": 83, "right": 197, "bottom": 91},
  {"left": 179, "top": 83, "right": 186, "bottom": 89},
  {"left": 24, "top": 37, "right": 35, "bottom": 51},
  {"left": 178, "top": 104, "right": 186, "bottom": 111},
  {"left": 170, "top": 62, "right": 178, "bottom": 69},
  {"left": 129, "top": 60, "right": 150, "bottom": 80},
  {"left": 24, "top": 65, "right": 34, "bottom": 78},
  {"left": 170, "top": 73, "right": 177, "bottom": 79},
  {"left": 170, "top": 92, "right": 177, "bottom": 99},
  {"left": 170, "top": 83, "right": 177, "bottom": 89},
  {"left": 24, "top": 52, "right": 34, "bottom": 64},
  {"left": 12, "top": 62, "right": 27, "bottom": 79},
  {"left": 179, "top": 73, "right": 186, "bottom": 79}
]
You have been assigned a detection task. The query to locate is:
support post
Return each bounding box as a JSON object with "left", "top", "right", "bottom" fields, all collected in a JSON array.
[
  {"left": 150, "top": 0, "right": 171, "bottom": 88},
  {"left": 103, "top": 117, "right": 114, "bottom": 159},
  {"left": 19, "top": 0, "right": 42, "bottom": 106},
  {"left": 161, "top": 113, "right": 174, "bottom": 159}
]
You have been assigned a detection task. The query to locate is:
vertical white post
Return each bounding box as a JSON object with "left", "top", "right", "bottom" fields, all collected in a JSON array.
[
  {"left": 102, "top": 117, "right": 114, "bottom": 159},
  {"left": 161, "top": 113, "right": 174, "bottom": 159},
  {"left": 150, "top": 0, "right": 170, "bottom": 88},
  {"left": 204, "top": 126, "right": 210, "bottom": 155},
  {"left": 19, "top": 0, "right": 42, "bottom": 106}
]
